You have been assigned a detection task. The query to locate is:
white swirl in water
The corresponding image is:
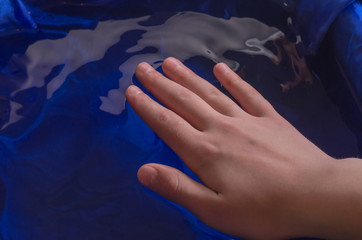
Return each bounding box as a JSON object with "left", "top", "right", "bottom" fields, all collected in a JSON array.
[{"left": 4, "top": 11, "right": 283, "bottom": 129}]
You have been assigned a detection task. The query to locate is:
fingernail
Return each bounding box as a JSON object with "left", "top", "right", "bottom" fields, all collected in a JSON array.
[
  {"left": 138, "top": 165, "right": 158, "bottom": 187},
  {"left": 137, "top": 62, "right": 153, "bottom": 74},
  {"left": 217, "top": 63, "right": 230, "bottom": 74},
  {"left": 164, "top": 57, "right": 179, "bottom": 69},
  {"left": 127, "top": 85, "right": 142, "bottom": 95}
]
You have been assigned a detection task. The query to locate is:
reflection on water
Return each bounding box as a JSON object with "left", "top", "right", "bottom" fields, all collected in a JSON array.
[
  {"left": 274, "top": 35, "right": 314, "bottom": 91},
  {"left": 0, "top": 7, "right": 360, "bottom": 240},
  {"left": 0, "top": 10, "right": 359, "bottom": 155},
  {"left": 5, "top": 11, "right": 283, "bottom": 124},
  {"left": 101, "top": 12, "right": 284, "bottom": 114}
]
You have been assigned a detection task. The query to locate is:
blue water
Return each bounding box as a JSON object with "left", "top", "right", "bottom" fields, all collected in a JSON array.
[{"left": 0, "top": 1, "right": 360, "bottom": 239}]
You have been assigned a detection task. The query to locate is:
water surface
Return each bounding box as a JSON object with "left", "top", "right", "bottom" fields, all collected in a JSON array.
[{"left": 0, "top": 4, "right": 359, "bottom": 240}]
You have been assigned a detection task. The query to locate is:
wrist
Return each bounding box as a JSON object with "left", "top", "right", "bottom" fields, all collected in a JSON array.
[{"left": 292, "top": 157, "right": 362, "bottom": 239}]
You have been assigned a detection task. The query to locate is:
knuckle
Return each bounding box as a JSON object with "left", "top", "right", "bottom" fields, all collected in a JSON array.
[
  {"left": 196, "top": 140, "right": 221, "bottom": 159},
  {"left": 164, "top": 171, "right": 183, "bottom": 197},
  {"left": 158, "top": 109, "right": 172, "bottom": 123},
  {"left": 153, "top": 74, "right": 165, "bottom": 83},
  {"left": 177, "top": 69, "right": 190, "bottom": 81},
  {"left": 222, "top": 74, "right": 235, "bottom": 86},
  {"left": 175, "top": 88, "right": 192, "bottom": 103},
  {"left": 223, "top": 72, "right": 241, "bottom": 87},
  {"left": 147, "top": 71, "right": 164, "bottom": 83},
  {"left": 133, "top": 93, "right": 148, "bottom": 105},
  {"left": 244, "top": 88, "right": 257, "bottom": 99},
  {"left": 206, "top": 87, "right": 222, "bottom": 101},
  {"left": 216, "top": 117, "right": 240, "bottom": 133}
]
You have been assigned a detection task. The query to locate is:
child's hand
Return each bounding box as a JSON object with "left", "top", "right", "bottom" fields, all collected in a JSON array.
[{"left": 126, "top": 57, "right": 361, "bottom": 239}]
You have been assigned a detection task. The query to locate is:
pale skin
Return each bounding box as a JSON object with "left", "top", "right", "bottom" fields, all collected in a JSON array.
[{"left": 125, "top": 57, "right": 362, "bottom": 240}]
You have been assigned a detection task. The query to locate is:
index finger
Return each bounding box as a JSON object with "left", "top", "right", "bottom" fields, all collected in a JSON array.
[{"left": 126, "top": 85, "right": 203, "bottom": 165}]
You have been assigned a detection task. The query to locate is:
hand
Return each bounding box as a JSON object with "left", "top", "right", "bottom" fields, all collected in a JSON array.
[{"left": 126, "top": 58, "right": 362, "bottom": 239}]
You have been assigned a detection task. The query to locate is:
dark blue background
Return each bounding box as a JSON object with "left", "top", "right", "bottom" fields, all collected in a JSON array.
[{"left": 0, "top": 0, "right": 361, "bottom": 239}]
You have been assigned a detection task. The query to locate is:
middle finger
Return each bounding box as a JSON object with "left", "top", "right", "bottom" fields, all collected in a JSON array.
[
  {"left": 135, "top": 62, "right": 218, "bottom": 131},
  {"left": 162, "top": 57, "right": 243, "bottom": 118}
]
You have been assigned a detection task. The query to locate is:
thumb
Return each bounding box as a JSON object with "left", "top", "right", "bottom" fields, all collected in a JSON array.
[{"left": 137, "top": 163, "right": 221, "bottom": 220}]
